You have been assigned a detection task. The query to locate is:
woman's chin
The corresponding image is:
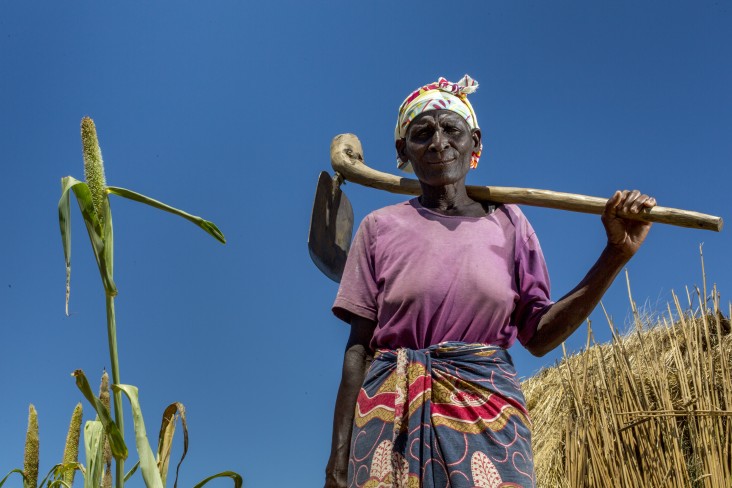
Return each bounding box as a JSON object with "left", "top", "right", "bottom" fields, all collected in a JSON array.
[{"left": 415, "top": 168, "right": 469, "bottom": 188}]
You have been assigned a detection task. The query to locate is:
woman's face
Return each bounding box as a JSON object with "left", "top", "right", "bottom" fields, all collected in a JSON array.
[{"left": 397, "top": 110, "right": 481, "bottom": 188}]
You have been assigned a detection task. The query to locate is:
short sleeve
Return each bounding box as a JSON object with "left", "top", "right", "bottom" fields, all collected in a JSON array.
[
  {"left": 332, "top": 214, "right": 379, "bottom": 323},
  {"left": 513, "top": 226, "right": 554, "bottom": 346}
]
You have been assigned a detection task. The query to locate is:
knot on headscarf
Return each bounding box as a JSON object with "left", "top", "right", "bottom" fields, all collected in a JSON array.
[{"left": 395, "top": 74, "right": 482, "bottom": 172}]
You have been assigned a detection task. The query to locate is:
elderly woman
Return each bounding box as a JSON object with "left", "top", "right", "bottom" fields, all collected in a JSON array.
[{"left": 324, "top": 75, "right": 655, "bottom": 488}]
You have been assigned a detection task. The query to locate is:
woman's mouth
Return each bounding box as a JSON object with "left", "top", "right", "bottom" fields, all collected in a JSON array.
[{"left": 425, "top": 157, "right": 456, "bottom": 165}]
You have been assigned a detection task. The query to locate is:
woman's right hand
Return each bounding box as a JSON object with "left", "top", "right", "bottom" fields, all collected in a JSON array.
[
  {"left": 324, "top": 467, "right": 347, "bottom": 488},
  {"left": 324, "top": 316, "right": 376, "bottom": 488}
]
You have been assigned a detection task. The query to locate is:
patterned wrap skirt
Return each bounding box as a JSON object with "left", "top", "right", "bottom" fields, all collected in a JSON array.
[{"left": 348, "top": 342, "right": 535, "bottom": 488}]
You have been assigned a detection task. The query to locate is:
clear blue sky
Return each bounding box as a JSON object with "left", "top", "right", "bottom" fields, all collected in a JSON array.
[{"left": 1, "top": 1, "right": 729, "bottom": 486}]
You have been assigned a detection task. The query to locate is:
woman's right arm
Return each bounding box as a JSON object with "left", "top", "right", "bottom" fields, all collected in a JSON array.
[{"left": 324, "top": 315, "right": 377, "bottom": 488}]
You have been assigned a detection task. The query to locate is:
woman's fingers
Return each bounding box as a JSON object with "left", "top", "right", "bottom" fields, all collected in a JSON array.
[
  {"left": 607, "top": 189, "right": 657, "bottom": 215},
  {"left": 621, "top": 190, "right": 640, "bottom": 213},
  {"left": 604, "top": 190, "right": 623, "bottom": 215}
]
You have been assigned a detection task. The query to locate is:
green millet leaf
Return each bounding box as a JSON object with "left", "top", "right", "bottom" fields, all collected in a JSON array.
[
  {"left": 24, "top": 404, "right": 39, "bottom": 488},
  {"left": 81, "top": 117, "right": 108, "bottom": 224}
]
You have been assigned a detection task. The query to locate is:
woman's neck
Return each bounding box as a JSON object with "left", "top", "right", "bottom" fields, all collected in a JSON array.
[{"left": 418, "top": 181, "right": 487, "bottom": 217}]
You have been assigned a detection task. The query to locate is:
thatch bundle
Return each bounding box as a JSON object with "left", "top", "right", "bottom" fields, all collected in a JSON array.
[{"left": 523, "top": 281, "right": 731, "bottom": 487}]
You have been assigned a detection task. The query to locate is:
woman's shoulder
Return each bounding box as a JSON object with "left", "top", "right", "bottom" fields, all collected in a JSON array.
[
  {"left": 369, "top": 198, "right": 419, "bottom": 216},
  {"left": 495, "top": 203, "right": 534, "bottom": 228},
  {"left": 356, "top": 199, "right": 421, "bottom": 238},
  {"left": 360, "top": 200, "right": 535, "bottom": 235},
  {"left": 493, "top": 204, "right": 539, "bottom": 247},
  {"left": 498, "top": 203, "right": 528, "bottom": 221},
  {"left": 363, "top": 198, "right": 420, "bottom": 223}
]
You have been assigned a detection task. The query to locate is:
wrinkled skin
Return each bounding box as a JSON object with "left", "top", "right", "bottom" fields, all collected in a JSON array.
[
  {"left": 324, "top": 109, "right": 656, "bottom": 486},
  {"left": 398, "top": 111, "right": 478, "bottom": 189},
  {"left": 396, "top": 110, "right": 487, "bottom": 217}
]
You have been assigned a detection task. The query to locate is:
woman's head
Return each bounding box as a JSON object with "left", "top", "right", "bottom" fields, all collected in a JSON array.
[
  {"left": 396, "top": 110, "right": 481, "bottom": 188},
  {"left": 395, "top": 75, "right": 482, "bottom": 172}
]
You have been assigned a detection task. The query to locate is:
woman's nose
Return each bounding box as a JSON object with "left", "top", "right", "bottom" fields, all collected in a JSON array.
[{"left": 429, "top": 130, "right": 449, "bottom": 151}]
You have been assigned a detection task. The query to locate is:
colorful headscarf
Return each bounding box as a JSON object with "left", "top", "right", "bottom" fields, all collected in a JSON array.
[{"left": 395, "top": 74, "right": 482, "bottom": 172}]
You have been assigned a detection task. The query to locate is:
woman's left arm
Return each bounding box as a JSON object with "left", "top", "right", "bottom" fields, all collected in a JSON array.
[{"left": 524, "top": 190, "right": 656, "bottom": 357}]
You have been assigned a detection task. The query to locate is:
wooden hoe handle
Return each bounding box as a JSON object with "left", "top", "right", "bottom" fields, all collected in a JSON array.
[{"left": 330, "top": 133, "right": 723, "bottom": 232}]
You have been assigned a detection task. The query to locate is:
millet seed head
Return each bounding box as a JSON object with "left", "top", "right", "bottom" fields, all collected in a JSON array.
[
  {"left": 61, "top": 403, "right": 83, "bottom": 485},
  {"left": 99, "top": 370, "right": 110, "bottom": 411},
  {"left": 81, "top": 117, "right": 108, "bottom": 223},
  {"left": 99, "top": 371, "right": 113, "bottom": 475},
  {"left": 24, "top": 404, "right": 39, "bottom": 488}
]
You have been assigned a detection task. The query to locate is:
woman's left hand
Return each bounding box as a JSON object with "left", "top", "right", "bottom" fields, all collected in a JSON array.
[
  {"left": 602, "top": 190, "right": 656, "bottom": 258},
  {"left": 529, "top": 190, "right": 657, "bottom": 356}
]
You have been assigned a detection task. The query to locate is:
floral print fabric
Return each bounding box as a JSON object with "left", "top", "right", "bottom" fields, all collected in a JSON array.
[{"left": 348, "top": 342, "right": 535, "bottom": 488}]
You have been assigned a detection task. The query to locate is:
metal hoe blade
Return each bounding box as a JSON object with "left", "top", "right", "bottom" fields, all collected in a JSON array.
[{"left": 308, "top": 171, "right": 354, "bottom": 282}]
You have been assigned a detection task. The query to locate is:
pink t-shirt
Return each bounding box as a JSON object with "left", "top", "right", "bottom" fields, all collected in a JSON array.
[{"left": 332, "top": 199, "right": 553, "bottom": 350}]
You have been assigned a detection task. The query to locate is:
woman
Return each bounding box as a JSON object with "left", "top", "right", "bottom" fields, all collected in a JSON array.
[{"left": 324, "top": 75, "right": 655, "bottom": 488}]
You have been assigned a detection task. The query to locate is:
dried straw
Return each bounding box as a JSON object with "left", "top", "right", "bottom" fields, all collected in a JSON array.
[{"left": 524, "top": 262, "right": 731, "bottom": 487}]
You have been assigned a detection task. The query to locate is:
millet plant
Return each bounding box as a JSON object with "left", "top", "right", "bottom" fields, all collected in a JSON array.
[
  {"left": 1, "top": 403, "right": 81, "bottom": 488},
  {"left": 50, "top": 117, "right": 240, "bottom": 488}
]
